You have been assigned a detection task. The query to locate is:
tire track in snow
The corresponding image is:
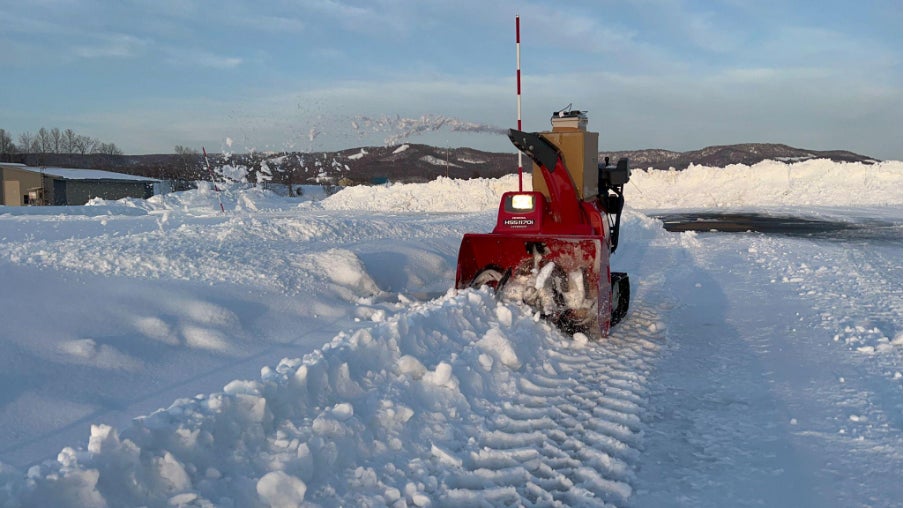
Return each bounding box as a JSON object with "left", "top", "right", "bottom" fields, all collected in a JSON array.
[
  {"left": 438, "top": 211, "right": 679, "bottom": 507},
  {"left": 436, "top": 302, "right": 665, "bottom": 507},
  {"left": 633, "top": 229, "right": 902, "bottom": 507},
  {"left": 749, "top": 235, "right": 902, "bottom": 355},
  {"left": 744, "top": 235, "right": 903, "bottom": 501}
]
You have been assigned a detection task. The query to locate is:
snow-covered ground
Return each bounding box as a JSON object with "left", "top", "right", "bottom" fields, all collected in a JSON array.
[{"left": 0, "top": 159, "right": 900, "bottom": 507}]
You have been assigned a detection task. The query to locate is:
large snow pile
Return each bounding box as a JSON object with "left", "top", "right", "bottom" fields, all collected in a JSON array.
[
  {"left": 320, "top": 175, "right": 523, "bottom": 212},
  {"left": 322, "top": 158, "right": 902, "bottom": 213},
  {"left": 626, "top": 159, "right": 902, "bottom": 210},
  {"left": 105, "top": 183, "right": 327, "bottom": 216}
]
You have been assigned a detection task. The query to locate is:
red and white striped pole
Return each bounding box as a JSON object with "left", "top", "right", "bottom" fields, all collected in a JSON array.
[{"left": 516, "top": 15, "right": 523, "bottom": 191}]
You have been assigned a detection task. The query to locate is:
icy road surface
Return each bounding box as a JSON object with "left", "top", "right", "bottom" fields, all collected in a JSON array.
[{"left": 0, "top": 161, "right": 901, "bottom": 506}]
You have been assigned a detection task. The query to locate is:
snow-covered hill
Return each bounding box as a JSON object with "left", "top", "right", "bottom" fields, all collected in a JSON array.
[
  {"left": 7, "top": 139, "right": 882, "bottom": 186},
  {"left": 0, "top": 158, "right": 900, "bottom": 507}
]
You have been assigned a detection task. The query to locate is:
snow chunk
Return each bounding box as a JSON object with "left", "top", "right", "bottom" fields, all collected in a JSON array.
[
  {"left": 495, "top": 305, "right": 513, "bottom": 327},
  {"left": 257, "top": 471, "right": 307, "bottom": 506},
  {"left": 311, "top": 249, "right": 381, "bottom": 299},
  {"left": 477, "top": 328, "right": 521, "bottom": 369},
  {"left": 87, "top": 424, "right": 118, "bottom": 455},
  {"left": 398, "top": 355, "right": 427, "bottom": 379},
  {"left": 431, "top": 443, "right": 463, "bottom": 468},
  {"left": 331, "top": 402, "right": 354, "bottom": 421},
  {"left": 423, "top": 361, "right": 457, "bottom": 389},
  {"left": 153, "top": 452, "right": 191, "bottom": 494},
  {"left": 168, "top": 492, "right": 198, "bottom": 505}
]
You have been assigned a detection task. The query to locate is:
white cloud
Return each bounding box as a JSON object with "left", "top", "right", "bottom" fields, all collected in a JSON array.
[
  {"left": 238, "top": 14, "right": 306, "bottom": 33},
  {"left": 162, "top": 47, "right": 243, "bottom": 69},
  {"left": 301, "top": 0, "right": 412, "bottom": 35},
  {"left": 73, "top": 34, "right": 150, "bottom": 59}
]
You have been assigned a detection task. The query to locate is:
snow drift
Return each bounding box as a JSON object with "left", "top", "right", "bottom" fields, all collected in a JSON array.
[{"left": 626, "top": 159, "right": 901, "bottom": 210}]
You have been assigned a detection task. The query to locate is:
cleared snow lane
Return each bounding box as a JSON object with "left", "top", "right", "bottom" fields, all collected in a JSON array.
[{"left": 632, "top": 227, "right": 902, "bottom": 507}]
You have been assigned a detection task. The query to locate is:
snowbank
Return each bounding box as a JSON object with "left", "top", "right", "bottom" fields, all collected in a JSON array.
[
  {"left": 320, "top": 175, "right": 522, "bottom": 212},
  {"left": 626, "top": 159, "right": 902, "bottom": 210},
  {"left": 75, "top": 183, "right": 330, "bottom": 217},
  {"left": 2, "top": 286, "right": 658, "bottom": 506},
  {"left": 321, "top": 158, "right": 901, "bottom": 213},
  {"left": 21, "top": 158, "right": 896, "bottom": 217}
]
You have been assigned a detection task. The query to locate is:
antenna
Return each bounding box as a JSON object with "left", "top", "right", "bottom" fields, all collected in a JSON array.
[{"left": 555, "top": 103, "right": 574, "bottom": 117}]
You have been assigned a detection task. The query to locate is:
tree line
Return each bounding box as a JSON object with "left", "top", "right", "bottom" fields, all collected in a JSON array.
[{"left": 0, "top": 127, "right": 122, "bottom": 156}]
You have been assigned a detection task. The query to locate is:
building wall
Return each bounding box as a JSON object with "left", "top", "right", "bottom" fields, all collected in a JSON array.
[
  {"left": 1, "top": 164, "right": 157, "bottom": 205},
  {"left": 47, "top": 179, "right": 66, "bottom": 206},
  {"left": 0, "top": 167, "right": 44, "bottom": 206},
  {"left": 59, "top": 180, "right": 154, "bottom": 205}
]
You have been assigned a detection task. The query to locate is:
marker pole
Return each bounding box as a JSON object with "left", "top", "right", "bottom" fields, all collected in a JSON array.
[{"left": 516, "top": 15, "right": 523, "bottom": 192}]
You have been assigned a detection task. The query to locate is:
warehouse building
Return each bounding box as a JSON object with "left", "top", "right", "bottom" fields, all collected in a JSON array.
[{"left": 0, "top": 163, "right": 157, "bottom": 206}]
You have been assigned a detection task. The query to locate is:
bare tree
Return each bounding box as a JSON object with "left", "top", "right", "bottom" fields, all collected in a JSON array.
[
  {"left": 3, "top": 127, "right": 125, "bottom": 159},
  {"left": 35, "top": 127, "right": 51, "bottom": 153},
  {"left": 174, "top": 145, "right": 200, "bottom": 179},
  {"left": 50, "top": 128, "right": 63, "bottom": 153},
  {"left": 18, "top": 132, "right": 35, "bottom": 154},
  {"left": 0, "top": 129, "right": 16, "bottom": 155},
  {"left": 74, "top": 134, "right": 96, "bottom": 154},
  {"left": 62, "top": 129, "right": 78, "bottom": 154},
  {"left": 174, "top": 145, "right": 199, "bottom": 156},
  {"left": 93, "top": 142, "right": 123, "bottom": 155}
]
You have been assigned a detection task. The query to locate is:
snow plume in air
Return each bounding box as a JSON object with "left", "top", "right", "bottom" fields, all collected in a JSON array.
[
  {"left": 351, "top": 114, "right": 507, "bottom": 146},
  {"left": 308, "top": 127, "right": 320, "bottom": 142}
]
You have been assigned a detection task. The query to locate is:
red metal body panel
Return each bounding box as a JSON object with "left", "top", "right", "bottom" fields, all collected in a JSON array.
[{"left": 539, "top": 156, "right": 592, "bottom": 234}]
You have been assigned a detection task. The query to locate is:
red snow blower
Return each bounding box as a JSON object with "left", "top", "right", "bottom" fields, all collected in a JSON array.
[{"left": 454, "top": 110, "right": 631, "bottom": 338}]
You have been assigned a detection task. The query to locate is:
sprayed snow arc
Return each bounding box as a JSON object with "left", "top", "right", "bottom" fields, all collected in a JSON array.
[{"left": 0, "top": 159, "right": 900, "bottom": 507}]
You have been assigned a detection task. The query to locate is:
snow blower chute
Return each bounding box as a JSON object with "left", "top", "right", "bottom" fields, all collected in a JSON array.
[{"left": 455, "top": 110, "right": 630, "bottom": 338}]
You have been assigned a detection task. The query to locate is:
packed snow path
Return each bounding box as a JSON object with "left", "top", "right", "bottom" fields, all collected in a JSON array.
[{"left": 633, "top": 230, "right": 902, "bottom": 507}]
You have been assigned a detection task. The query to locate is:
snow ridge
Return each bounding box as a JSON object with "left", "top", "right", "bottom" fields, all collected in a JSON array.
[
  {"left": 8, "top": 287, "right": 663, "bottom": 507},
  {"left": 626, "top": 159, "right": 902, "bottom": 209}
]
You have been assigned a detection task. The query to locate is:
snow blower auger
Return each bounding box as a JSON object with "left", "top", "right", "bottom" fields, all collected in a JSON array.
[{"left": 455, "top": 110, "right": 630, "bottom": 338}]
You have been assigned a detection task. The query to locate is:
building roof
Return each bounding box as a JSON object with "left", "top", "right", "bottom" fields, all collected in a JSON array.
[{"left": 1, "top": 164, "right": 158, "bottom": 182}]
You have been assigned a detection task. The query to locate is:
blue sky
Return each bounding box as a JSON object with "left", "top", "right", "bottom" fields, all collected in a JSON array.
[{"left": 2, "top": 0, "right": 901, "bottom": 159}]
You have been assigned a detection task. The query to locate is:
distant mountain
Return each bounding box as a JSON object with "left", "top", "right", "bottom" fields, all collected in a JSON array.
[
  {"left": 602, "top": 143, "right": 879, "bottom": 170},
  {"left": 6, "top": 142, "right": 881, "bottom": 186},
  {"left": 327, "top": 144, "right": 515, "bottom": 182}
]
